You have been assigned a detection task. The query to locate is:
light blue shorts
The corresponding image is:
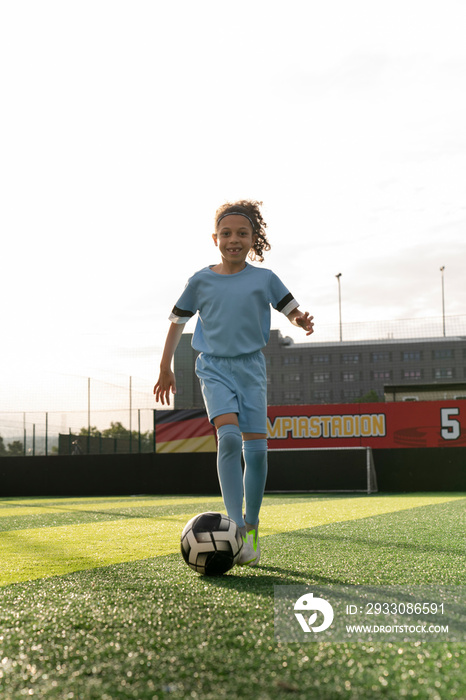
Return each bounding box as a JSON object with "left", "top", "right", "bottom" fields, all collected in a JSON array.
[{"left": 195, "top": 351, "right": 267, "bottom": 434}]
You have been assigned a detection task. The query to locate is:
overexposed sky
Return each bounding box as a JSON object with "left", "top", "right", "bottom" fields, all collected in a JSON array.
[{"left": 1, "top": 0, "right": 466, "bottom": 414}]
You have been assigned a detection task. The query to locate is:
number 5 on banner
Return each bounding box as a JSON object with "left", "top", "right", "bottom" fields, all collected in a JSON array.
[{"left": 440, "top": 408, "right": 461, "bottom": 441}]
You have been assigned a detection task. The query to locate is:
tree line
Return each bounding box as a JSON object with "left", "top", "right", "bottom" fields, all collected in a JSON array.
[
  {"left": 0, "top": 422, "right": 154, "bottom": 456},
  {"left": 0, "top": 437, "right": 23, "bottom": 456}
]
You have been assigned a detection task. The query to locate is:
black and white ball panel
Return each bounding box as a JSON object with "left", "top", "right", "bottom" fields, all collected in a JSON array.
[{"left": 180, "top": 512, "right": 243, "bottom": 575}]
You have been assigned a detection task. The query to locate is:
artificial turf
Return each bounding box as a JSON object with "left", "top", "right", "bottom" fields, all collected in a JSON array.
[{"left": 0, "top": 493, "right": 464, "bottom": 699}]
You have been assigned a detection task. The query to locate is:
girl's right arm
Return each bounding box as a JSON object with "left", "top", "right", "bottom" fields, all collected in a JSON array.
[{"left": 153, "top": 322, "right": 185, "bottom": 406}]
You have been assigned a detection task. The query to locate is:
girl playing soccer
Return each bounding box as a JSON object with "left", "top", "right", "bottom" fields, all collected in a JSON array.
[{"left": 154, "top": 200, "right": 314, "bottom": 566}]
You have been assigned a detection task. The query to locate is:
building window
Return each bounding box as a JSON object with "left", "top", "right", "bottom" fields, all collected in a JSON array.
[
  {"left": 342, "top": 353, "right": 360, "bottom": 364},
  {"left": 313, "top": 390, "right": 331, "bottom": 402},
  {"left": 282, "top": 355, "right": 301, "bottom": 365},
  {"left": 403, "top": 369, "right": 422, "bottom": 380},
  {"left": 342, "top": 372, "right": 356, "bottom": 382},
  {"left": 372, "top": 370, "right": 392, "bottom": 380},
  {"left": 342, "top": 389, "right": 360, "bottom": 401},
  {"left": 313, "top": 372, "right": 330, "bottom": 383},
  {"left": 284, "top": 392, "right": 302, "bottom": 402},
  {"left": 372, "top": 351, "right": 391, "bottom": 363},
  {"left": 433, "top": 349, "right": 454, "bottom": 359},
  {"left": 312, "top": 354, "right": 330, "bottom": 364},
  {"left": 434, "top": 368, "right": 454, "bottom": 379},
  {"left": 284, "top": 374, "right": 302, "bottom": 382},
  {"left": 402, "top": 351, "right": 422, "bottom": 361}
]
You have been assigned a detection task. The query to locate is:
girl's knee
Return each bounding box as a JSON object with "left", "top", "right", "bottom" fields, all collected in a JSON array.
[
  {"left": 214, "top": 413, "right": 239, "bottom": 430},
  {"left": 217, "top": 423, "right": 242, "bottom": 450}
]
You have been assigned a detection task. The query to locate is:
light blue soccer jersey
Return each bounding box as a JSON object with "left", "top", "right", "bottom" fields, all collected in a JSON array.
[{"left": 169, "top": 263, "right": 299, "bottom": 357}]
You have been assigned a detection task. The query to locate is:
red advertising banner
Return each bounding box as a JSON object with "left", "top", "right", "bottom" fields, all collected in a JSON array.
[
  {"left": 267, "top": 401, "right": 466, "bottom": 450},
  {"left": 156, "top": 401, "right": 465, "bottom": 452}
]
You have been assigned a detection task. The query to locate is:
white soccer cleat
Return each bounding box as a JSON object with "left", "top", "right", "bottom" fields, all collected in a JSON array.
[{"left": 237, "top": 520, "right": 260, "bottom": 567}]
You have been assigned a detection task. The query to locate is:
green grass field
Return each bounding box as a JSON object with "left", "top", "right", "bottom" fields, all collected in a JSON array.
[{"left": 0, "top": 493, "right": 464, "bottom": 699}]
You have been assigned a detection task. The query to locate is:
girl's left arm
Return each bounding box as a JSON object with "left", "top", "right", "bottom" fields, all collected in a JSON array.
[{"left": 287, "top": 308, "right": 314, "bottom": 336}]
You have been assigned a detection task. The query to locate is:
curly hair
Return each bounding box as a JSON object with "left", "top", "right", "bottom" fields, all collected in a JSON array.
[{"left": 214, "top": 199, "right": 271, "bottom": 262}]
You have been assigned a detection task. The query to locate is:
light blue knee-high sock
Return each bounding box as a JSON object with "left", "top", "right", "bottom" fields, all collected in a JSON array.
[
  {"left": 216, "top": 424, "right": 245, "bottom": 528},
  {"left": 243, "top": 439, "right": 268, "bottom": 526}
]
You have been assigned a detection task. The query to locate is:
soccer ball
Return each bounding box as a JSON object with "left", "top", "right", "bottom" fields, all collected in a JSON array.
[{"left": 180, "top": 512, "right": 243, "bottom": 575}]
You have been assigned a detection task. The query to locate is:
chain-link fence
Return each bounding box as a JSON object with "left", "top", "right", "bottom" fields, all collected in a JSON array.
[
  {"left": 0, "top": 375, "right": 156, "bottom": 456},
  {"left": 0, "top": 408, "right": 156, "bottom": 456},
  {"left": 174, "top": 315, "right": 466, "bottom": 409},
  {"left": 1, "top": 316, "right": 465, "bottom": 455}
]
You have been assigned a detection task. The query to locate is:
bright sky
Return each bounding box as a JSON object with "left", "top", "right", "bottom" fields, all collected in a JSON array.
[{"left": 1, "top": 0, "right": 466, "bottom": 416}]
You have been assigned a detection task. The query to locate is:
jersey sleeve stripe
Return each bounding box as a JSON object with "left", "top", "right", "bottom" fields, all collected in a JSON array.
[
  {"left": 275, "top": 293, "right": 297, "bottom": 313},
  {"left": 169, "top": 305, "right": 195, "bottom": 324},
  {"left": 280, "top": 298, "right": 300, "bottom": 317}
]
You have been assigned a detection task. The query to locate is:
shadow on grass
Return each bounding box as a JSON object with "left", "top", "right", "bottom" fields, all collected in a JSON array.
[
  {"left": 288, "top": 518, "right": 465, "bottom": 557},
  {"left": 0, "top": 503, "right": 226, "bottom": 533},
  {"left": 200, "top": 563, "right": 347, "bottom": 594}
]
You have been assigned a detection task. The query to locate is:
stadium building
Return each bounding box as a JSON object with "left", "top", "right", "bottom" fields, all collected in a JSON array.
[{"left": 173, "top": 330, "right": 466, "bottom": 408}]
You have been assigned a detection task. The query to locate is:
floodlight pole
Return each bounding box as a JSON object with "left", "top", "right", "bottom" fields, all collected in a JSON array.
[
  {"left": 440, "top": 266, "right": 445, "bottom": 337},
  {"left": 336, "top": 273, "right": 342, "bottom": 342}
]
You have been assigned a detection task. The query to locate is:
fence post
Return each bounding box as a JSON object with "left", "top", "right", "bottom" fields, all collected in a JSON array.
[
  {"left": 87, "top": 377, "right": 91, "bottom": 454},
  {"left": 129, "top": 376, "right": 132, "bottom": 454},
  {"left": 138, "top": 409, "right": 141, "bottom": 453}
]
